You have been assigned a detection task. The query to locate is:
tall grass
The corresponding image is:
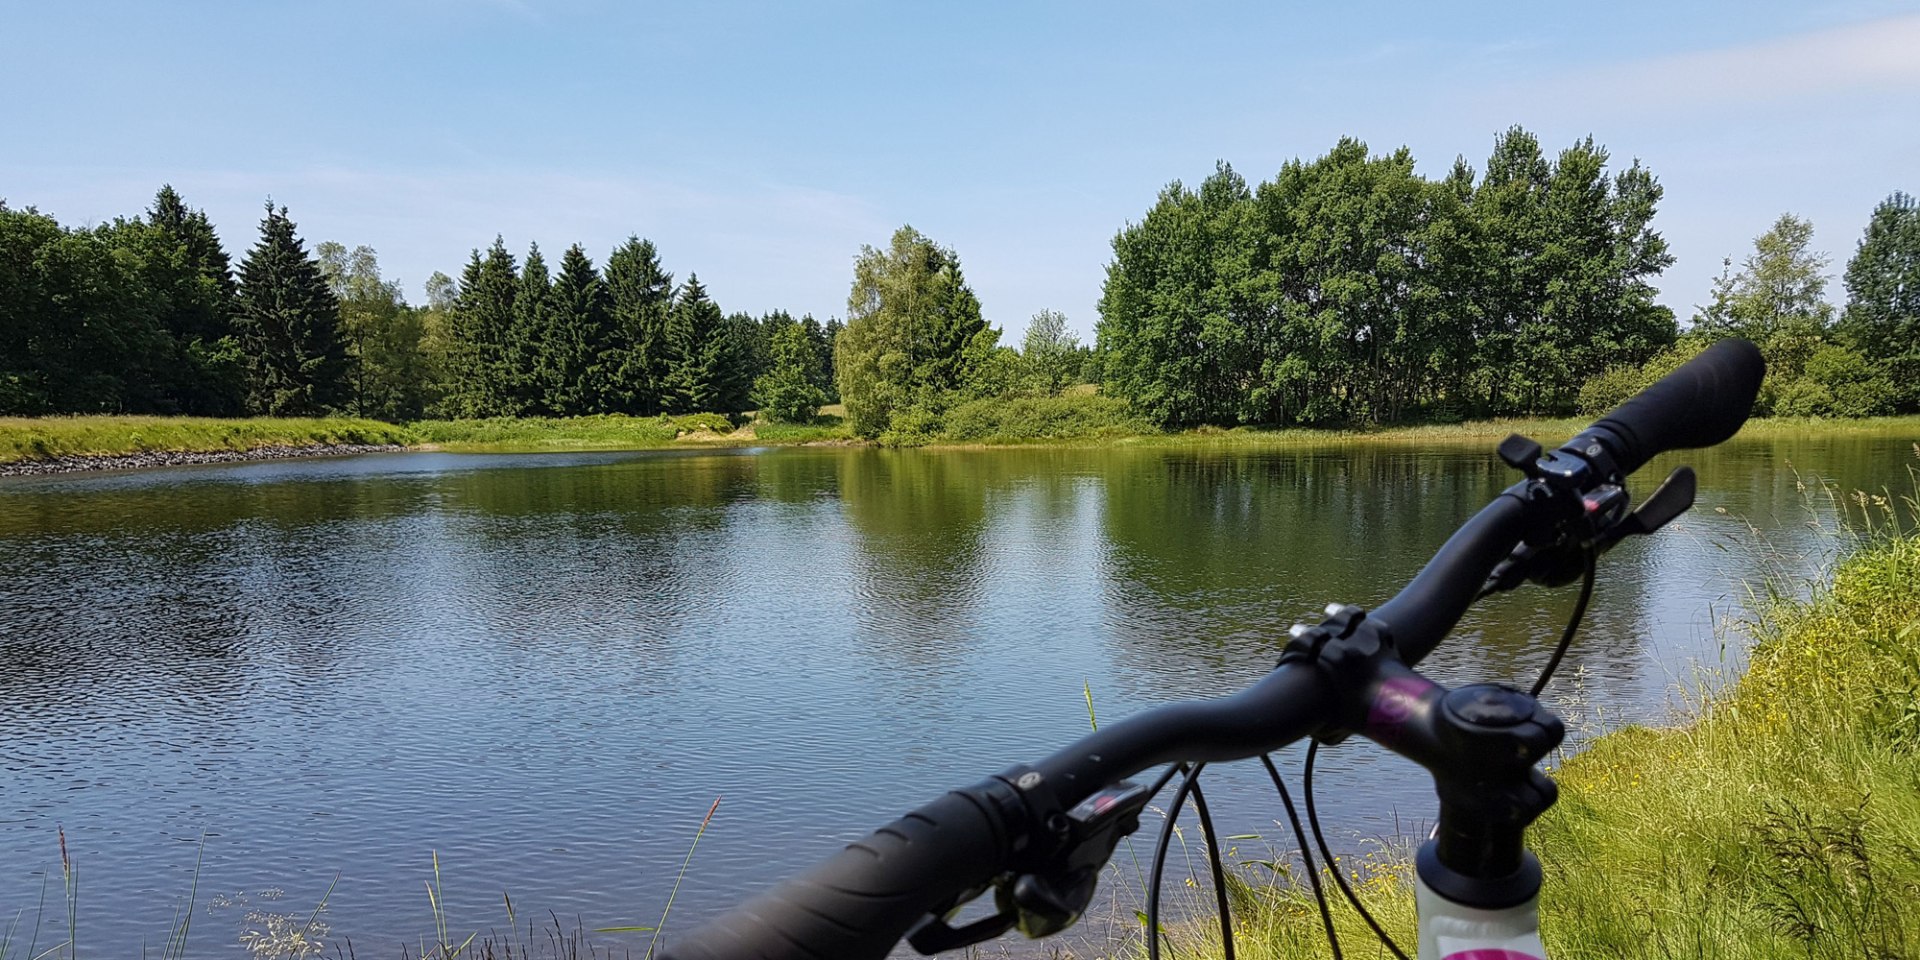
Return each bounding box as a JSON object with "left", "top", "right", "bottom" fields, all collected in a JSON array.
[
  {"left": 0, "top": 416, "right": 414, "bottom": 464},
  {"left": 1168, "top": 514, "right": 1920, "bottom": 958}
]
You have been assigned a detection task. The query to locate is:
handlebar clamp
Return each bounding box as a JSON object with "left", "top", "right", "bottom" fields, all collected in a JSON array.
[{"left": 1281, "top": 603, "right": 1399, "bottom": 745}]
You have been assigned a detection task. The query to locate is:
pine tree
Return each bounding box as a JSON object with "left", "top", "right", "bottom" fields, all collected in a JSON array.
[
  {"left": 149, "top": 185, "right": 239, "bottom": 344},
  {"left": 661, "top": 274, "right": 745, "bottom": 414},
  {"left": 119, "top": 185, "right": 246, "bottom": 414},
  {"left": 604, "top": 237, "right": 674, "bottom": 414},
  {"left": 233, "top": 202, "right": 348, "bottom": 415},
  {"left": 547, "top": 243, "right": 613, "bottom": 414},
  {"left": 445, "top": 239, "right": 518, "bottom": 417},
  {"left": 506, "top": 243, "right": 555, "bottom": 415}
]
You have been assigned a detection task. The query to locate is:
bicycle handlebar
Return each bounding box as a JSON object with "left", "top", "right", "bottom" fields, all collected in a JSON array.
[
  {"left": 1574, "top": 337, "right": 1765, "bottom": 478},
  {"left": 659, "top": 339, "right": 1765, "bottom": 960}
]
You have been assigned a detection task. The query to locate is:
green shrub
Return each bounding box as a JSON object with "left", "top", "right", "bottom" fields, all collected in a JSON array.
[
  {"left": 1577, "top": 338, "right": 1708, "bottom": 416},
  {"left": 1773, "top": 377, "right": 1837, "bottom": 417},
  {"left": 752, "top": 325, "right": 828, "bottom": 423},
  {"left": 1803, "top": 345, "right": 1898, "bottom": 418},
  {"left": 935, "top": 393, "right": 1154, "bottom": 443}
]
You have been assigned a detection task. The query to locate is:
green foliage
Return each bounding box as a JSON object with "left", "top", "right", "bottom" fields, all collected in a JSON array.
[
  {"left": 0, "top": 190, "right": 252, "bottom": 417},
  {"left": 753, "top": 323, "right": 828, "bottom": 423},
  {"left": 934, "top": 392, "right": 1153, "bottom": 443},
  {"left": 232, "top": 203, "right": 350, "bottom": 416},
  {"left": 1693, "top": 213, "right": 1838, "bottom": 412},
  {"left": 752, "top": 415, "right": 854, "bottom": 444},
  {"left": 1020, "top": 309, "right": 1081, "bottom": 395},
  {"left": 1695, "top": 213, "right": 1834, "bottom": 347},
  {"left": 409, "top": 412, "right": 735, "bottom": 451},
  {"left": 835, "top": 226, "right": 994, "bottom": 437},
  {"left": 1840, "top": 192, "right": 1920, "bottom": 412},
  {"left": 818, "top": 317, "right": 844, "bottom": 402},
  {"left": 1577, "top": 337, "right": 1709, "bottom": 416},
  {"left": 442, "top": 239, "right": 519, "bottom": 418},
  {"left": 317, "top": 242, "right": 434, "bottom": 421},
  {"left": 1097, "top": 131, "right": 1676, "bottom": 428},
  {"left": 1777, "top": 345, "right": 1898, "bottom": 418},
  {"left": 503, "top": 244, "right": 555, "bottom": 415}
]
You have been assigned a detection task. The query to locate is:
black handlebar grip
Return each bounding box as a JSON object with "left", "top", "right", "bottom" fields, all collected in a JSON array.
[
  {"left": 658, "top": 782, "right": 1026, "bottom": 960},
  {"left": 1580, "top": 338, "right": 1765, "bottom": 477}
]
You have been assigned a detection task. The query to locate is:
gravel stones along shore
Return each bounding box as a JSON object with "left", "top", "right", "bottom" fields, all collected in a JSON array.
[{"left": 0, "top": 444, "right": 408, "bottom": 477}]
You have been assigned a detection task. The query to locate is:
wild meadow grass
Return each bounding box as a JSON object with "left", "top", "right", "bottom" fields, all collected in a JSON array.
[
  {"left": 1160, "top": 477, "right": 1920, "bottom": 960},
  {"left": 0, "top": 416, "right": 414, "bottom": 464},
  {"left": 1, "top": 800, "right": 728, "bottom": 960}
]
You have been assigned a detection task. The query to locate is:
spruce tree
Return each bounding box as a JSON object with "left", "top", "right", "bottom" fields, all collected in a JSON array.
[
  {"left": 506, "top": 243, "right": 555, "bottom": 415},
  {"left": 661, "top": 274, "right": 744, "bottom": 414},
  {"left": 234, "top": 202, "right": 348, "bottom": 415},
  {"left": 445, "top": 239, "right": 518, "bottom": 417},
  {"left": 149, "top": 185, "right": 239, "bottom": 344},
  {"left": 547, "top": 243, "right": 613, "bottom": 414},
  {"left": 123, "top": 185, "right": 246, "bottom": 414},
  {"left": 604, "top": 237, "right": 674, "bottom": 414}
]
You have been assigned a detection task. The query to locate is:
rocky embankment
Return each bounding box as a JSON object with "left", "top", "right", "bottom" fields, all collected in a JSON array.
[{"left": 0, "top": 443, "right": 409, "bottom": 477}]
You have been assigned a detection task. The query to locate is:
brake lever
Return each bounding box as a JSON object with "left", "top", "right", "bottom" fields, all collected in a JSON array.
[
  {"left": 905, "top": 780, "right": 1151, "bottom": 953},
  {"left": 1605, "top": 468, "right": 1697, "bottom": 545},
  {"left": 1599, "top": 466, "right": 1696, "bottom": 547}
]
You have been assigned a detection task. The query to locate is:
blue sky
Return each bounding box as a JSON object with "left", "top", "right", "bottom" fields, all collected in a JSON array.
[{"left": 5, "top": 1, "right": 1918, "bottom": 340}]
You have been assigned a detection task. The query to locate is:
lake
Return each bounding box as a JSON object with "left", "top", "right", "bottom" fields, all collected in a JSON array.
[{"left": 1, "top": 431, "right": 1914, "bottom": 958}]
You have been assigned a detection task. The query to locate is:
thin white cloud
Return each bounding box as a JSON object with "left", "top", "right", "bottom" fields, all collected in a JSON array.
[{"left": 1568, "top": 13, "right": 1920, "bottom": 108}]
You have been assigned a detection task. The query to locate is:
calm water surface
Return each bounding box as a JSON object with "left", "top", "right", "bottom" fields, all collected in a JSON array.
[{"left": 1, "top": 435, "right": 1914, "bottom": 956}]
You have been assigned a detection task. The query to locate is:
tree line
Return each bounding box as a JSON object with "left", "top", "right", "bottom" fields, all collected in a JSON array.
[
  {"left": 1, "top": 187, "right": 841, "bottom": 422},
  {"left": 7, "top": 139, "right": 1914, "bottom": 432},
  {"left": 1096, "top": 129, "right": 1678, "bottom": 426},
  {"left": 1094, "top": 129, "right": 1920, "bottom": 426},
  {"left": 1581, "top": 199, "right": 1920, "bottom": 419}
]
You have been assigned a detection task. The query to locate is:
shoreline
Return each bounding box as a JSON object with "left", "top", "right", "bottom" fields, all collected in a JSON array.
[
  {"left": 0, "top": 443, "right": 411, "bottom": 478},
  {"left": 4, "top": 413, "right": 1916, "bottom": 477}
]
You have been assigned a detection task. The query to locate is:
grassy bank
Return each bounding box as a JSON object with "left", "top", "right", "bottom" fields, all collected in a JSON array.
[
  {"left": 6, "top": 408, "right": 1917, "bottom": 466},
  {"left": 1174, "top": 529, "right": 1920, "bottom": 959},
  {"left": 411, "top": 412, "right": 745, "bottom": 451},
  {"left": 0, "top": 416, "right": 415, "bottom": 464}
]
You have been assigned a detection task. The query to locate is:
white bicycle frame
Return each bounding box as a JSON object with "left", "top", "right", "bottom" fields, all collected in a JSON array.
[{"left": 1415, "top": 876, "right": 1547, "bottom": 960}]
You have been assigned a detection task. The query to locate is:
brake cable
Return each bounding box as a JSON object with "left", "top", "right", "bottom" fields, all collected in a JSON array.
[
  {"left": 1142, "top": 760, "right": 1238, "bottom": 960},
  {"left": 1260, "top": 753, "right": 1341, "bottom": 960},
  {"left": 1530, "top": 546, "right": 1597, "bottom": 697},
  {"left": 1288, "top": 540, "right": 1597, "bottom": 960},
  {"left": 1304, "top": 740, "right": 1410, "bottom": 960}
]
